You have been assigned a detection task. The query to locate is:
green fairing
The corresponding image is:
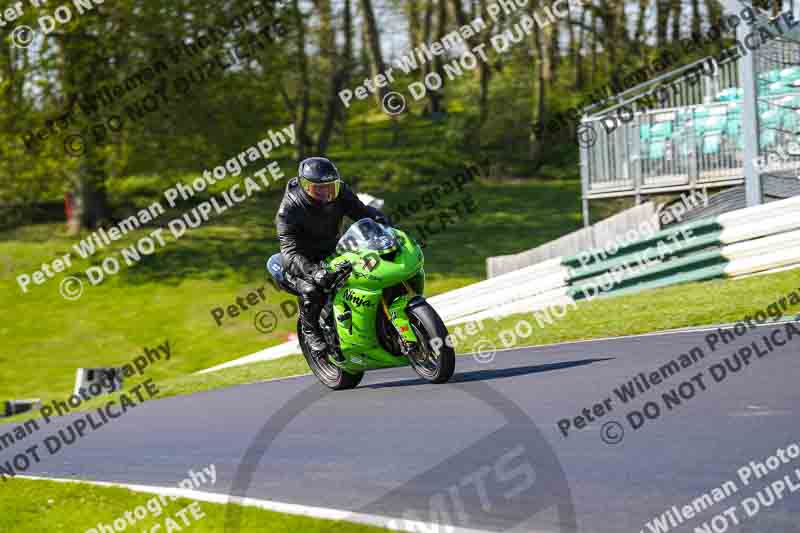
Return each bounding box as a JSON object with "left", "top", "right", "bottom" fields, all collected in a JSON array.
[{"left": 326, "top": 228, "right": 424, "bottom": 374}]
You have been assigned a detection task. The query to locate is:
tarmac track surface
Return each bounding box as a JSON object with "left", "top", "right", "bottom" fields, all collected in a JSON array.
[{"left": 4, "top": 324, "right": 800, "bottom": 533}]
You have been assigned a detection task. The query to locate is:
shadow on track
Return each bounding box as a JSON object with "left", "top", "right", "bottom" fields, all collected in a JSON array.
[{"left": 364, "top": 357, "right": 614, "bottom": 389}]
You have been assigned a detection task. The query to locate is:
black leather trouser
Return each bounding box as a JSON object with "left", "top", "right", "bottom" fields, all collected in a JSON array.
[{"left": 295, "top": 277, "right": 326, "bottom": 341}]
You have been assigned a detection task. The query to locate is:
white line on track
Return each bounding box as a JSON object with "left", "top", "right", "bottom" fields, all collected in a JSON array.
[{"left": 16, "top": 474, "right": 502, "bottom": 533}]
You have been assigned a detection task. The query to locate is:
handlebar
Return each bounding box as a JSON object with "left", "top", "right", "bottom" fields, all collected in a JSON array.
[{"left": 331, "top": 260, "right": 352, "bottom": 291}]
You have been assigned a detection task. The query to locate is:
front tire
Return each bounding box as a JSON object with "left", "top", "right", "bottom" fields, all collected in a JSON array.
[
  {"left": 406, "top": 302, "right": 455, "bottom": 384},
  {"left": 297, "top": 320, "right": 363, "bottom": 390}
]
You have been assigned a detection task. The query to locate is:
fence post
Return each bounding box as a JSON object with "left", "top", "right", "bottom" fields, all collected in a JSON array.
[
  {"left": 740, "top": 16, "right": 762, "bottom": 206},
  {"left": 724, "top": 0, "right": 762, "bottom": 206},
  {"left": 580, "top": 116, "right": 591, "bottom": 227}
]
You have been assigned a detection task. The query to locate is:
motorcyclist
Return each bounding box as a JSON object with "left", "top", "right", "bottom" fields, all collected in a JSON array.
[{"left": 275, "top": 157, "right": 390, "bottom": 361}]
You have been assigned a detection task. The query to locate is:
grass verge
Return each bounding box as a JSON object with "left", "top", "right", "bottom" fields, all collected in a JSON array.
[{"left": 0, "top": 477, "right": 388, "bottom": 532}]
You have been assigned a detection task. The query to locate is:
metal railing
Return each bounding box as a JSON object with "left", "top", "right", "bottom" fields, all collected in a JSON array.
[{"left": 580, "top": 56, "right": 744, "bottom": 202}]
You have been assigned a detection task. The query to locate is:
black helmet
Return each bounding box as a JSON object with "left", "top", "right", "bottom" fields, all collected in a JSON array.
[{"left": 298, "top": 157, "right": 341, "bottom": 203}]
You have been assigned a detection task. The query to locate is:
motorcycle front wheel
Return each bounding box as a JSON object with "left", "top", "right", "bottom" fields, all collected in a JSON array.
[
  {"left": 297, "top": 320, "right": 363, "bottom": 390},
  {"left": 406, "top": 302, "right": 456, "bottom": 384}
]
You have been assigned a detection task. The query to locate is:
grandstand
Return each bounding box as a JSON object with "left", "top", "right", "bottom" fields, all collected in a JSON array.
[{"left": 579, "top": 0, "right": 800, "bottom": 225}]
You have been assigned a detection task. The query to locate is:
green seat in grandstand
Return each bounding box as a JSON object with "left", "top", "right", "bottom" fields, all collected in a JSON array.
[
  {"left": 782, "top": 107, "right": 799, "bottom": 131},
  {"left": 717, "top": 88, "right": 741, "bottom": 102},
  {"left": 674, "top": 136, "right": 692, "bottom": 157},
  {"left": 645, "top": 120, "right": 674, "bottom": 160},
  {"left": 675, "top": 110, "right": 692, "bottom": 124},
  {"left": 760, "top": 108, "right": 781, "bottom": 126},
  {"left": 701, "top": 113, "right": 726, "bottom": 156},
  {"left": 649, "top": 141, "right": 666, "bottom": 159},
  {"left": 640, "top": 124, "right": 651, "bottom": 142},
  {"left": 693, "top": 106, "right": 710, "bottom": 120},
  {"left": 765, "top": 82, "right": 794, "bottom": 96},
  {"left": 727, "top": 103, "right": 742, "bottom": 120},
  {"left": 761, "top": 130, "right": 777, "bottom": 148},
  {"left": 705, "top": 115, "right": 726, "bottom": 130},
  {"left": 693, "top": 114, "right": 724, "bottom": 138},
  {"left": 726, "top": 117, "right": 741, "bottom": 138},
  {"left": 692, "top": 119, "right": 706, "bottom": 138},
  {"left": 650, "top": 121, "right": 673, "bottom": 138},
  {"left": 703, "top": 133, "right": 723, "bottom": 155},
  {"left": 761, "top": 70, "right": 780, "bottom": 83},
  {"left": 779, "top": 67, "right": 800, "bottom": 83},
  {"left": 708, "top": 105, "right": 727, "bottom": 116}
]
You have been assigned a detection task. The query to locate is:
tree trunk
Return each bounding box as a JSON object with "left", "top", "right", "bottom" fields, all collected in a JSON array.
[
  {"left": 407, "top": 0, "right": 422, "bottom": 51},
  {"left": 427, "top": 0, "right": 448, "bottom": 114},
  {"left": 315, "top": 0, "right": 340, "bottom": 155},
  {"left": 590, "top": 11, "right": 599, "bottom": 87},
  {"left": 634, "top": 0, "right": 648, "bottom": 44},
  {"left": 293, "top": 0, "right": 312, "bottom": 159},
  {"left": 359, "top": 0, "right": 389, "bottom": 105},
  {"left": 420, "top": 0, "right": 435, "bottom": 114},
  {"left": 530, "top": 4, "right": 551, "bottom": 163},
  {"left": 575, "top": 8, "right": 587, "bottom": 89},
  {"left": 656, "top": 0, "right": 670, "bottom": 49},
  {"left": 690, "top": 0, "right": 701, "bottom": 38},
  {"left": 671, "top": 0, "right": 682, "bottom": 42},
  {"left": 61, "top": 36, "right": 110, "bottom": 230}
]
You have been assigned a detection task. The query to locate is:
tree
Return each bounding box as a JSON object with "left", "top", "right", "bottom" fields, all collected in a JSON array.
[{"left": 359, "top": 0, "right": 389, "bottom": 105}]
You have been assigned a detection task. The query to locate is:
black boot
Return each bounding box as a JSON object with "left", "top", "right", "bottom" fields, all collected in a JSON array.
[
  {"left": 303, "top": 326, "right": 328, "bottom": 356},
  {"left": 298, "top": 280, "right": 334, "bottom": 361}
]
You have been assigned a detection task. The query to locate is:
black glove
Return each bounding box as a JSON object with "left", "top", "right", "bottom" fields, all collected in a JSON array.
[{"left": 312, "top": 267, "right": 339, "bottom": 290}]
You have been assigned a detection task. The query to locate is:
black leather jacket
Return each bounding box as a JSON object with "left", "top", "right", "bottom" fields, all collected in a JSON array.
[{"left": 275, "top": 177, "right": 385, "bottom": 281}]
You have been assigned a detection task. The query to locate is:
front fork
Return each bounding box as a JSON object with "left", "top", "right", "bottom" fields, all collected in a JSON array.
[{"left": 384, "top": 294, "right": 420, "bottom": 354}]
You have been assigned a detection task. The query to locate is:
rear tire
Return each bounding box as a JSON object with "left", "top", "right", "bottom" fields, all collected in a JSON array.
[
  {"left": 406, "top": 302, "right": 455, "bottom": 384},
  {"left": 297, "top": 320, "right": 363, "bottom": 390}
]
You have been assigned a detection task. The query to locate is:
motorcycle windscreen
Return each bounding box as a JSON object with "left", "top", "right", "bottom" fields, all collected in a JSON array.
[{"left": 336, "top": 218, "right": 397, "bottom": 255}]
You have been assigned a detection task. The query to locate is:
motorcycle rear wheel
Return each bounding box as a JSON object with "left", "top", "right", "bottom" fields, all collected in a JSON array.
[{"left": 297, "top": 320, "right": 364, "bottom": 390}]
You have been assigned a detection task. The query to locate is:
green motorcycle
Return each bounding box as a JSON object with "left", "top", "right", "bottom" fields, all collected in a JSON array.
[{"left": 267, "top": 218, "right": 455, "bottom": 390}]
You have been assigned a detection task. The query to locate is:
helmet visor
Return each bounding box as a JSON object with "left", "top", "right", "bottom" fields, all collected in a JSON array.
[{"left": 301, "top": 177, "right": 341, "bottom": 203}]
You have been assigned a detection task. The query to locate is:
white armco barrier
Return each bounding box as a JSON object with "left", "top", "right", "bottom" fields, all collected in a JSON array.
[
  {"left": 724, "top": 245, "right": 800, "bottom": 278},
  {"left": 447, "top": 289, "right": 574, "bottom": 326},
  {"left": 722, "top": 229, "right": 800, "bottom": 261},
  {"left": 718, "top": 195, "right": 800, "bottom": 226},
  {"left": 720, "top": 211, "right": 800, "bottom": 244},
  {"left": 429, "top": 258, "right": 565, "bottom": 308},
  {"left": 432, "top": 269, "right": 569, "bottom": 322}
]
